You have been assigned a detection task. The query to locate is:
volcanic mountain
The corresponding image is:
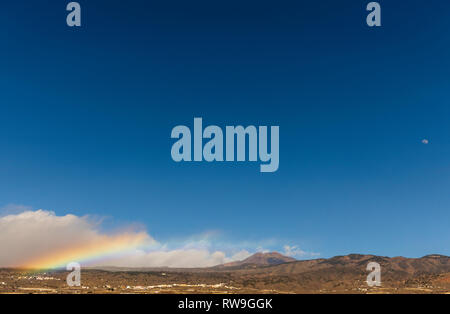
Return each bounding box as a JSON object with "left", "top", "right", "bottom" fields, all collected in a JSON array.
[{"left": 220, "top": 252, "right": 296, "bottom": 268}]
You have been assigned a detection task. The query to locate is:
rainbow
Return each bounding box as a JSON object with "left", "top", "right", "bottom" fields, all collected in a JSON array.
[{"left": 21, "top": 232, "right": 150, "bottom": 270}]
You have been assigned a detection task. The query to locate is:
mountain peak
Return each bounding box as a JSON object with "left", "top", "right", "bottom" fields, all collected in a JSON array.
[{"left": 221, "top": 252, "right": 296, "bottom": 268}]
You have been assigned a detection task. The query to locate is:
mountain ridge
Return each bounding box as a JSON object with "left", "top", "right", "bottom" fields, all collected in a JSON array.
[
  {"left": 85, "top": 252, "right": 450, "bottom": 274},
  {"left": 219, "top": 252, "right": 296, "bottom": 268}
]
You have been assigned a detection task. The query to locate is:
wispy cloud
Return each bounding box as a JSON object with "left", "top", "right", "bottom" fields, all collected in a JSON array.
[
  {"left": 0, "top": 203, "right": 33, "bottom": 216},
  {"left": 283, "top": 245, "right": 320, "bottom": 259}
]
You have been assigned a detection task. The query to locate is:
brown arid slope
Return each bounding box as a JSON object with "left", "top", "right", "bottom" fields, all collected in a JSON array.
[
  {"left": 225, "top": 253, "right": 450, "bottom": 293},
  {"left": 234, "top": 254, "right": 450, "bottom": 276},
  {"left": 0, "top": 253, "right": 449, "bottom": 294}
]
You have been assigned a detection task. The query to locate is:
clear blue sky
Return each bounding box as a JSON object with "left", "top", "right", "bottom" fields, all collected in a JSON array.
[{"left": 0, "top": 0, "right": 449, "bottom": 258}]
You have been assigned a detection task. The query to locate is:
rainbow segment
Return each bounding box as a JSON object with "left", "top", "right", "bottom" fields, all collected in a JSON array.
[{"left": 21, "top": 232, "right": 150, "bottom": 270}]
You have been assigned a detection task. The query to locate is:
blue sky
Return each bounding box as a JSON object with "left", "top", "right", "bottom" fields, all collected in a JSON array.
[{"left": 0, "top": 0, "right": 449, "bottom": 261}]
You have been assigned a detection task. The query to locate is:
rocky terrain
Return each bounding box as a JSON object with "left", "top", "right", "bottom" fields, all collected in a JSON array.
[{"left": 0, "top": 253, "right": 449, "bottom": 294}]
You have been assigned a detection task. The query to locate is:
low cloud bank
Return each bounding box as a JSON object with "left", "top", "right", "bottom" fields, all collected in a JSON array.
[{"left": 0, "top": 209, "right": 251, "bottom": 268}]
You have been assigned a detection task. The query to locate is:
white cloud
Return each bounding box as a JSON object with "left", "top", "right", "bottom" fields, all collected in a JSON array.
[
  {"left": 255, "top": 246, "right": 270, "bottom": 253},
  {"left": 229, "top": 250, "right": 252, "bottom": 262},
  {"left": 283, "top": 245, "right": 320, "bottom": 259},
  {"left": 0, "top": 210, "right": 152, "bottom": 268},
  {"left": 101, "top": 249, "right": 228, "bottom": 268},
  {"left": 0, "top": 210, "right": 249, "bottom": 268},
  {"left": 0, "top": 209, "right": 320, "bottom": 268}
]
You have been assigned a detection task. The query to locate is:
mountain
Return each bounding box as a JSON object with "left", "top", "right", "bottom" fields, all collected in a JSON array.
[
  {"left": 224, "top": 253, "right": 450, "bottom": 292},
  {"left": 209, "top": 253, "right": 449, "bottom": 292},
  {"left": 220, "top": 252, "right": 296, "bottom": 268},
  {"left": 12, "top": 253, "right": 448, "bottom": 293},
  {"left": 233, "top": 253, "right": 450, "bottom": 276}
]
